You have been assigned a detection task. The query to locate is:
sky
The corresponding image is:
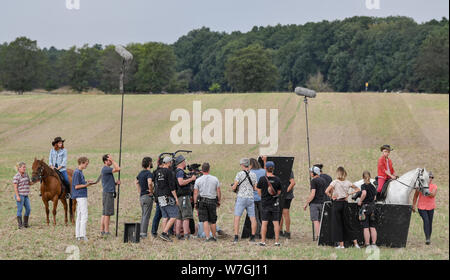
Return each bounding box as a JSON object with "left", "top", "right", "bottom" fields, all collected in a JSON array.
[{"left": 1, "top": 0, "right": 448, "bottom": 49}]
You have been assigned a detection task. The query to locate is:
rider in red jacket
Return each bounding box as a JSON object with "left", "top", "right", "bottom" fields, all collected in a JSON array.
[{"left": 377, "top": 145, "right": 398, "bottom": 193}]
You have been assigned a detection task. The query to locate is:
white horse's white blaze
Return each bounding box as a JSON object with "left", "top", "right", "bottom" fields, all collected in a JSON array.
[{"left": 353, "top": 168, "right": 430, "bottom": 205}]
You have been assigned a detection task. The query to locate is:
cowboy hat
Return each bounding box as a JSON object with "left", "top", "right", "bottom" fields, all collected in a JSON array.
[
  {"left": 380, "top": 144, "right": 393, "bottom": 152},
  {"left": 52, "top": 137, "right": 65, "bottom": 146}
]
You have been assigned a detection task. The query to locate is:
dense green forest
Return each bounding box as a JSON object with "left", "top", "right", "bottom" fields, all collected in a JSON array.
[{"left": 0, "top": 16, "right": 448, "bottom": 94}]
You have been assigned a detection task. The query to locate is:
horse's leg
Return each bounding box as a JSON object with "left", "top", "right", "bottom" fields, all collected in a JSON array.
[
  {"left": 52, "top": 197, "right": 59, "bottom": 226},
  {"left": 72, "top": 199, "right": 77, "bottom": 225},
  {"left": 43, "top": 198, "right": 50, "bottom": 226},
  {"left": 61, "top": 197, "right": 68, "bottom": 226}
]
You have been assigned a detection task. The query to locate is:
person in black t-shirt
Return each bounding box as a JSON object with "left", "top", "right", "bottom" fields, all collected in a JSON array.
[
  {"left": 358, "top": 171, "right": 378, "bottom": 248},
  {"left": 135, "top": 157, "right": 154, "bottom": 238},
  {"left": 155, "top": 157, "right": 179, "bottom": 242},
  {"left": 256, "top": 161, "right": 282, "bottom": 247},
  {"left": 303, "top": 166, "right": 327, "bottom": 241},
  {"left": 314, "top": 164, "right": 332, "bottom": 188}
]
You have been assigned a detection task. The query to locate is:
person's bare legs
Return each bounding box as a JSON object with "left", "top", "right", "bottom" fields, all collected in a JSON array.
[
  {"left": 161, "top": 218, "right": 168, "bottom": 233},
  {"left": 363, "top": 228, "right": 371, "bottom": 245},
  {"left": 175, "top": 219, "right": 182, "bottom": 236},
  {"left": 164, "top": 218, "right": 177, "bottom": 233},
  {"left": 370, "top": 227, "right": 377, "bottom": 245},
  {"left": 210, "top": 223, "right": 217, "bottom": 238},
  {"left": 104, "top": 216, "right": 110, "bottom": 233},
  {"left": 273, "top": 221, "right": 280, "bottom": 243},
  {"left": 203, "top": 221, "right": 210, "bottom": 239},
  {"left": 233, "top": 216, "right": 241, "bottom": 236},
  {"left": 250, "top": 217, "right": 257, "bottom": 235},
  {"left": 261, "top": 221, "right": 268, "bottom": 243},
  {"left": 183, "top": 219, "right": 190, "bottom": 236},
  {"left": 100, "top": 216, "right": 105, "bottom": 233},
  {"left": 313, "top": 221, "right": 320, "bottom": 240},
  {"left": 283, "top": 209, "right": 291, "bottom": 233}
]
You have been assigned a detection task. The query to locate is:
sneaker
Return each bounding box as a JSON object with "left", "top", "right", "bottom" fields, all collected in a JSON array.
[
  {"left": 205, "top": 237, "right": 217, "bottom": 242},
  {"left": 140, "top": 233, "right": 148, "bottom": 239},
  {"left": 232, "top": 236, "right": 239, "bottom": 243},
  {"left": 371, "top": 244, "right": 378, "bottom": 249},
  {"left": 81, "top": 236, "right": 88, "bottom": 242},
  {"left": 354, "top": 244, "right": 361, "bottom": 249},
  {"left": 177, "top": 234, "right": 185, "bottom": 241},
  {"left": 103, "top": 232, "right": 111, "bottom": 237},
  {"left": 151, "top": 233, "right": 157, "bottom": 238},
  {"left": 159, "top": 232, "right": 172, "bottom": 242},
  {"left": 274, "top": 242, "right": 281, "bottom": 247},
  {"left": 425, "top": 239, "right": 431, "bottom": 245},
  {"left": 249, "top": 235, "right": 256, "bottom": 243},
  {"left": 258, "top": 242, "right": 266, "bottom": 247},
  {"left": 101, "top": 231, "right": 105, "bottom": 236},
  {"left": 284, "top": 232, "right": 291, "bottom": 239},
  {"left": 76, "top": 237, "right": 81, "bottom": 241},
  {"left": 279, "top": 231, "right": 285, "bottom": 237},
  {"left": 335, "top": 245, "right": 344, "bottom": 249}
]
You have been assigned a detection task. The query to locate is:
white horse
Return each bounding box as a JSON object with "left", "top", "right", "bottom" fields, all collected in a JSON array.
[{"left": 352, "top": 168, "right": 431, "bottom": 205}]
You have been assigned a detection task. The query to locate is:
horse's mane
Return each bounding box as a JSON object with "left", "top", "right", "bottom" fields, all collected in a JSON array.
[{"left": 36, "top": 159, "right": 58, "bottom": 179}]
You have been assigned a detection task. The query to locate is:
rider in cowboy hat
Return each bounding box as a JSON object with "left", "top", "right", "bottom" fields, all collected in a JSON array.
[
  {"left": 49, "top": 137, "right": 70, "bottom": 199},
  {"left": 377, "top": 144, "right": 398, "bottom": 193}
]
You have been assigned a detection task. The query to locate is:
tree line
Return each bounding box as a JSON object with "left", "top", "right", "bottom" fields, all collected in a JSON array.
[{"left": 0, "top": 16, "right": 448, "bottom": 94}]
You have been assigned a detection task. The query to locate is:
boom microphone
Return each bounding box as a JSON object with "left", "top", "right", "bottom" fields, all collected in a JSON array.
[
  {"left": 115, "top": 45, "right": 133, "bottom": 62},
  {"left": 295, "top": 87, "right": 317, "bottom": 98}
]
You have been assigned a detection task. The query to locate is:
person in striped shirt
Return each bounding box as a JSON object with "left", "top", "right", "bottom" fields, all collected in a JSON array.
[{"left": 13, "top": 162, "right": 32, "bottom": 229}]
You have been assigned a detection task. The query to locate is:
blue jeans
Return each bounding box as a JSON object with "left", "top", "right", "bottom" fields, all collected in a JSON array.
[
  {"left": 15, "top": 195, "right": 31, "bottom": 217},
  {"left": 151, "top": 204, "right": 162, "bottom": 235},
  {"left": 418, "top": 209, "right": 434, "bottom": 240}
]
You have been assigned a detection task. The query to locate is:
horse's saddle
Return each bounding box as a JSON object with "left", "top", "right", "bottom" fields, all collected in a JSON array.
[
  {"left": 375, "top": 176, "right": 391, "bottom": 201},
  {"left": 54, "top": 169, "right": 70, "bottom": 192}
]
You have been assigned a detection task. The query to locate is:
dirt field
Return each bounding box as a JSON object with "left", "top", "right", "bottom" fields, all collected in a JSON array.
[{"left": 0, "top": 92, "right": 448, "bottom": 260}]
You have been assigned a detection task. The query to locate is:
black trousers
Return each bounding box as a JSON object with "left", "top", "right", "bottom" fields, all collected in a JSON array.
[
  {"left": 418, "top": 209, "right": 434, "bottom": 240},
  {"left": 331, "top": 200, "right": 356, "bottom": 243}
]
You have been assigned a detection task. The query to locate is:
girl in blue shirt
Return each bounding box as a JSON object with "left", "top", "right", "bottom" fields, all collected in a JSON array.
[{"left": 49, "top": 137, "right": 70, "bottom": 198}]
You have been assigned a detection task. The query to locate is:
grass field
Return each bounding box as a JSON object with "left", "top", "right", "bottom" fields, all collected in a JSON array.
[{"left": 0, "top": 92, "right": 448, "bottom": 260}]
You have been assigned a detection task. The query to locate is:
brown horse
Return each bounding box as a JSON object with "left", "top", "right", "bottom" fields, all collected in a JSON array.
[{"left": 31, "top": 158, "right": 77, "bottom": 225}]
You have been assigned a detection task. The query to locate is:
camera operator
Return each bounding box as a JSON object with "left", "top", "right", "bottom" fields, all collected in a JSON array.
[
  {"left": 193, "top": 162, "right": 221, "bottom": 242},
  {"left": 174, "top": 155, "right": 196, "bottom": 240},
  {"left": 155, "top": 156, "right": 179, "bottom": 242}
]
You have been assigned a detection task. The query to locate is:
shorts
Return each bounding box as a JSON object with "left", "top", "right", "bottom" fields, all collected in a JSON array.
[
  {"left": 281, "top": 198, "right": 292, "bottom": 210},
  {"left": 309, "top": 203, "right": 323, "bottom": 221},
  {"left": 161, "top": 205, "right": 179, "bottom": 219},
  {"left": 177, "top": 195, "right": 193, "bottom": 220},
  {"left": 261, "top": 207, "right": 281, "bottom": 222},
  {"left": 198, "top": 198, "right": 218, "bottom": 224},
  {"left": 102, "top": 192, "right": 115, "bottom": 216},
  {"left": 360, "top": 204, "right": 377, "bottom": 228},
  {"left": 234, "top": 197, "right": 255, "bottom": 217}
]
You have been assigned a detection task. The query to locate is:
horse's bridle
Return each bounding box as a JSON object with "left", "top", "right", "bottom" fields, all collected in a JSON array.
[{"left": 394, "top": 168, "right": 428, "bottom": 193}]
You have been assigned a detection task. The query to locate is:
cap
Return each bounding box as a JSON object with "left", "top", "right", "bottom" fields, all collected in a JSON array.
[
  {"left": 428, "top": 171, "right": 434, "bottom": 178},
  {"left": 266, "top": 161, "right": 275, "bottom": 168},
  {"left": 310, "top": 166, "right": 321, "bottom": 175},
  {"left": 175, "top": 155, "right": 186, "bottom": 166},
  {"left": 240, "top": 158, "right": 250, "bottom": 167},
  {"left": 163, "top": 156, "right": 172, "bottom": 164}
]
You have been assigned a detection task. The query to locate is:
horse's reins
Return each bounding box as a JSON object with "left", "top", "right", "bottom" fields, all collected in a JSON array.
[{"left": 392, "top": 169, "right": 424, "bottom": 190}]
